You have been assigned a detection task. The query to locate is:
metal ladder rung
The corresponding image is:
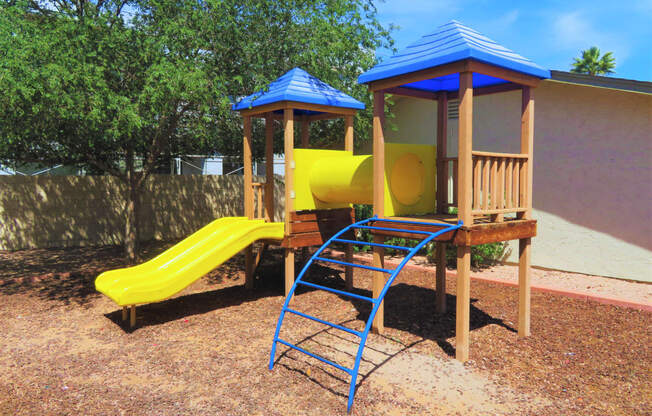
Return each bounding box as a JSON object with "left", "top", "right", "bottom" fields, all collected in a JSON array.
[
  {"left": 332, "top": 238, "right": 412, "bottom": 251},
  {"left": 297, "top": 280, "right": 376, "bottom": 303},
  {"left": 355, "top": 225, "right": 434, "bottom": 235},
  {"left": 285, "top": 308, "right": 362, "bottom": 337},
  {"left": 313, "top": 256, "right": 393, "bottom": 274},
  {"left": 277, "top": 338, "right": 353, "bottom": 375}
]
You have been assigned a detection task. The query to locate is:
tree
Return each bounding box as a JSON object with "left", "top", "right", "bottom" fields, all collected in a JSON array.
[
  {"left": 570, "top": 46, "right": 616, "bottom": 76},
  {"left": 0, "top": 0, "right": 393, "bottom": 260}
]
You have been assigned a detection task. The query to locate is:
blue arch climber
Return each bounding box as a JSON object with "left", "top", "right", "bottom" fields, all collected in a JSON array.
[{"left": 269, "top": 216, "right": 462, "bottom": 412}]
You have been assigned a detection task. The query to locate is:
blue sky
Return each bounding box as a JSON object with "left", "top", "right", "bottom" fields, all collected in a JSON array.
[{"left": 375, "top": 0, "right": 652, "bottom": 81}]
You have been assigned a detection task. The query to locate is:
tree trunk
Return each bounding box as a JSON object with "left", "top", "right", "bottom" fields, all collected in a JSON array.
[{"left": 124, "top": 148, "right": 140, "bottom": 262}]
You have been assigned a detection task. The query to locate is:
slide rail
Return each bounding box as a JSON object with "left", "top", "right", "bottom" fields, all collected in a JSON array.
[{"left": 269, "top": 216, "right": 462, "bottom": 412}]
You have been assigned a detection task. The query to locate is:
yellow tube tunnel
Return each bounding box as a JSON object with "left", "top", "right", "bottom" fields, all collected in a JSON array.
[{"left": 293, "top": 143, "right": 436, "bottom": 216}]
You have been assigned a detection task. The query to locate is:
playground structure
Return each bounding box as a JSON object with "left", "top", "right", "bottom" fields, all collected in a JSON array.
[{"left": 95, "top": 20, "right": 550, "bottom": 413}]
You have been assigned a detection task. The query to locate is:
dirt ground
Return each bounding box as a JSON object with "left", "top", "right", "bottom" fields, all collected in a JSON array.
[{"left": 0, "top": 243, "right": 650, "bottom": 415}]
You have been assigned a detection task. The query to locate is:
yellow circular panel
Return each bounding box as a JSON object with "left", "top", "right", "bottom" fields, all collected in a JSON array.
[{"left": 390, "top": 153, "right": 425, "bottom": 206}]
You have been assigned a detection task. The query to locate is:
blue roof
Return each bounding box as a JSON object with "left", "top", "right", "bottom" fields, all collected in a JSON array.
[
  {"left": 233, "top": 68, "right": 365, "bottom": 112},
  {"left": 358, "top": 21, "right": 550, "bottom": 91}
]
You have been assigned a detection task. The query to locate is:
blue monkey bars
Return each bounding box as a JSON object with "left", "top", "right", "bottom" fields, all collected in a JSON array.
[{"left": 269, "top": 216, "right": 462, "bottom": 412}]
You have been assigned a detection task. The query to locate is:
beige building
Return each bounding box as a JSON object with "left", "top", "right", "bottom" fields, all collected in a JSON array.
[{"left": 378, "top": 71, "right": 652, "bottom": 282}]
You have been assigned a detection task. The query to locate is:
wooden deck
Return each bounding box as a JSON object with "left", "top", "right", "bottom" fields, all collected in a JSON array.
[
  {"left": 371, "top": 214, "right": 536, "bottom": 246},
  {"left": 262, "top": 210, "right": 536, "bottom": 248}
]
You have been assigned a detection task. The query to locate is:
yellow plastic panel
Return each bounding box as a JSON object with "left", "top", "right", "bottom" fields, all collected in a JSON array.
[
  {"left": 95, "top": 217, "right": 284, "bottom": 306},
  {"left": 294, "top": 149, "right": 366, "bottom": 211},
  {"left": 309, "top": 154, "right": 372, "bottom": 205},
  {"left": 383, "top": 143, "right": 436, "bottom": 216}
]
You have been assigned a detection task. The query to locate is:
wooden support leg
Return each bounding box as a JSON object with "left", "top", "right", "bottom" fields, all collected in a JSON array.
[
  {"left": 518, "top": 238, "right": 531, "bottom": 337},
  {"left": 345, "top": 244, "right": 354, "bottom": 290},
  {"left": 284, "top": 248, "right": 295, "bottom": 296},
  {"left": 371, "top": 236, "right": 386, "bottom": 334},
  {"left": 129, "top": 305, "right": 136, "bottom": 328},
  {"left": 435, "top": 242, "right": 447, "bottom": 314},
  {"left": 456, "top": 245, "right": 471, "bottom": 362},
  {"left": 245, "top": 245, "right": 254, "bottom": 290},
  {"left": 122, "top": 306, "right": 128, "bottom": 321}
]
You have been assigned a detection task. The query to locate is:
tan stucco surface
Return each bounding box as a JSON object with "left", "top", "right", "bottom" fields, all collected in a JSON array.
[
  {"left": 0, "top": 175, "right": 284, "bottom": 251},
  {"left": 385, "top": 80, "right": 652, "bottom": 282}
]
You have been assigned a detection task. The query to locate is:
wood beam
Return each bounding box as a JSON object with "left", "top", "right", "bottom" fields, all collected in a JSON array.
[
  {"left": 373, "top": 91, "right": 385, "bottom": 216},
  {"left": 284, "top": 108, "right": 295, "bottom": 296},
  {"left": 518, "top": 238, "right": 532, "bottom": 337},
  {"left": 264, "top": 114, "right": 275, "bottom": 222},
  {"left": 436, "top": 93, "right": 448, "bottom": 214},
  {"left": 519, "top": 86, "right": 534, "bottom": 219},
  {"left": 447, "top": 82, "right": 523, "bottom": 99},
  {"left": 435, "top": 242, "right": 447, "bottom": 314},
  {"left": 456, "top": 245, "right": 471, "bottom": 362},
  {"left": 301, "top": 119, "right": 310, "bottom": 148},
  {"left": 368, "top": 60, "right": 469, "bottom": 92},
  {"left": 344, "top": 115, "right": 354, "bottom": 152},
  {"left": 468, "top": 61, "right": 541, "bottom": 88},
  {"left": 384, "top": 86, "right": 438, "bottom": 100},
  {"left": 372, "top": 235, "right": 386, "bottom": 333},
  {"left": 457, "top": 72, "right": 473, "bottom": 226},
  {"left": 243, "top": 115, "right": 255, "bottom": 289}
]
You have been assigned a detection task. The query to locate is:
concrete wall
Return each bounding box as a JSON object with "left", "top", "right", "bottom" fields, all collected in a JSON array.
[
  {"left": 386, "top": 80, "right": 652, "bottom": 282},
  {"left": 0, "top": 175, "right": 284, "bottom": 251}
]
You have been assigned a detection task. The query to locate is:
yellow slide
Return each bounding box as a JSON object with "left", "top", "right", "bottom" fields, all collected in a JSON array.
[{"left": 95, "top": 217, "right": 284, "bottom": 306}]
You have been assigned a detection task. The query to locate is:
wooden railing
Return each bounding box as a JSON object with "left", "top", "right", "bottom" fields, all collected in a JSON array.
[
  {"left": 441, "top": 151, "right": 529, "bottom": 220},
  {"left": 252, "top": 182, "right": 265, "bottom": 219}
]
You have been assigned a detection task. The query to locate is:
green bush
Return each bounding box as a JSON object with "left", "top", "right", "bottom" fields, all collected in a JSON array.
[{"left": 353, "top": 204, "right": 505, "bottom": 268}]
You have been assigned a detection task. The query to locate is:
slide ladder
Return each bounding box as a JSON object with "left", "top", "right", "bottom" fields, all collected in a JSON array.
[{"left": 269, "top": 216, "right": 462, "bottom": 412}]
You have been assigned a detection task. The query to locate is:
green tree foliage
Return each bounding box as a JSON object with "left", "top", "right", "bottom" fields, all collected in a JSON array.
[
  {"left": 570, "top": 46, "right": 616, "bottom": 76},
  {"left": 0, "top": 0, "right": 393, "bottom": 259}
]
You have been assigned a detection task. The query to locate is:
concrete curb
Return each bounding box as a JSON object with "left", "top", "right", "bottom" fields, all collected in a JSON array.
[{"left": 327, "top": 250, "right": 652, "bottom": 313}]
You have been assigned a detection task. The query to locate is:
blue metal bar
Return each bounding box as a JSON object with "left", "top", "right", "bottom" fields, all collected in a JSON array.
[
  {"left": 285, "top": 308, "right": 362, "bottom": 337},
  {"left": 269, "top": 215, "right": 464, "bottom": 413},
  {"left": 355, "top": 225, "right": 434, "bottom": 235},
  {"left": 297, "top": 280, "right": 376, "bottom": 303},
  {"left": 345, "top": 222, "right": 462, "bottom": 412},
  {"left": 333, "top": 238, "right": 412, "bottom": 251},
  {"left": 313, "top": 256, "right": 393, "bottom": 274},
  {"left": 276, "top": 338, "right": 353, "bottom": 375}
]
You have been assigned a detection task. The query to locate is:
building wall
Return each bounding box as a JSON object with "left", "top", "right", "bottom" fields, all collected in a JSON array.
[
  {"left": 386, "top": 81, "right": 652, "bottom": 282},
  {"left": 0, "top": 175, "right": 285, "bottom": 251}
]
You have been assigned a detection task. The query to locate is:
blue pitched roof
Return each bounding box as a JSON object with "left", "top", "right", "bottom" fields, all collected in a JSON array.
[
  {"left": 233, "top": 68, "right": 365, "bottom": 112},
  {"left": 358, "top": 21, "right": 550, "bottom": 91}
]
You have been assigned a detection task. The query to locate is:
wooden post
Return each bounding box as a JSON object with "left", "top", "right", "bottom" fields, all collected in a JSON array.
[
  {"left": 518, "top": 86, "right": 534, "bottom": 337},
  {"left": 372, "top": 91, "right": 386, "bottom": 333},
  {"left": 301, "top": 119, "right": 310, "bottom": 148},
  {"left": 520, "top": 87, "right": 534, "bottom": 220},
  {"left": 518, "top": 237, "right": 531, "bottom": 337},
  {"left": 243, "top": 116, "right": 255, "bottom": 289},
  {"left": 284, "top": 108, "right": 295, "bottom": 296},
  {"left": 435, "top": 93, "right": 449, "bottom": 315},
  {"left": 435, "top": 242, "right": 447, "bottom": 314},
  {"left": 265, "top": 114, "right": 275, "bottom": 222},
  {"left": 456, "top": 246, "right": 471, "bottom": 362},
  {"left": 129, "top": 305, "right": 136, "bottom": 328},
  {"left": 456, "top": 71, "right": 473, "bottom": 362},
  {"left": 457, "top": 72, "right": 473, "bottom": 226},
  {"left": 436, "top": 93, "right": 448, "bottom": 214},
  {"left": 121, "top": 306, "right": 128, "bottom": 321},
  {"left": 344, "top": 114, "right": 355, "bottom": 290}
]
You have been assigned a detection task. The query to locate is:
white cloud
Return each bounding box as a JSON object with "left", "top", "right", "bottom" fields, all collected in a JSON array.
[{"left": 552, "top": 11, "right": 630, "bottom": 63}]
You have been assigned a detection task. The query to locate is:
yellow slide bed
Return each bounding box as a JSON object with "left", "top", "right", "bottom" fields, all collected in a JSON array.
[{"left": 95, "top": 217, "right": 284, "bottom": 306}]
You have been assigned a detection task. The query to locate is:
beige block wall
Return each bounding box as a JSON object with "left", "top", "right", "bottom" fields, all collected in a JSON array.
[
  {"left": 383, "top": 81, "right": 652, "bottom": 282},
  {"left": 0, "top": 175, "right": 284, "bottom": 251}
]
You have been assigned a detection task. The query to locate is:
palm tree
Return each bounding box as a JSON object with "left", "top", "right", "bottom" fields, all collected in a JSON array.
[{"left": 571, "top": 46, "right": 616, "bottom": 76}]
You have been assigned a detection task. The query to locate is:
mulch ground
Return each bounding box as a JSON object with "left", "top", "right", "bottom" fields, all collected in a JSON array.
[{"left": 0, "top": 243, "right": 649, "bottom": 415}]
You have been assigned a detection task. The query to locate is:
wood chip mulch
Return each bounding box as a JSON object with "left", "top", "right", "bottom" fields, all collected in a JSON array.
[{"left": 0, "top": 244, "right": 649, "bottom": 415}]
